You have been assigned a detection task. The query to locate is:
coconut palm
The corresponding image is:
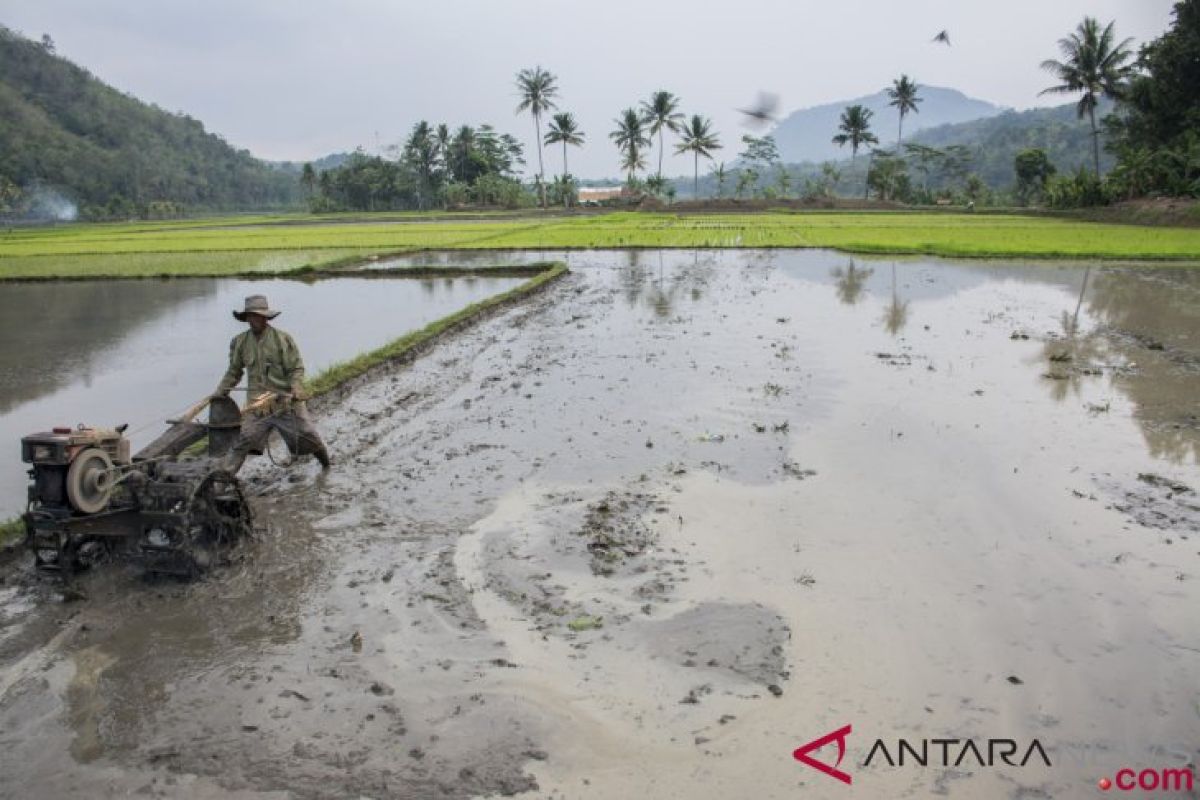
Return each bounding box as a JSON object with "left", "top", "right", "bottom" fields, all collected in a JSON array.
[
  {"left": 515, "top": 66, "right": 559, "bottom": 208},
  {"left": 833, "top": 105, "right": 879, "bottom": 198},
  {"left": 640, "top": 91, "right": 685, "bottom": 179},
  {"left": 544, "top": 112, "right": 585, "bottom": 181},
  {"left": 673, "top": 115, "right": 722, "bottom": 199},
  {"left": 712, "top": 162, "right": 728, "bottom": 198},
  {"left": 887, "top": 75, "right": 922, "bottom": 146},
  {"left": 1040, "top": 17, "right": 1134, "bottom": 176},
  {"left": 610, "top": 108, "right": 651, "bottom": 183},
  {"left": 435, "top": 123, "right": 452, "bottom": 172},
  {"left": 832, "top": 105, "right": 879, "bottom": 161}
]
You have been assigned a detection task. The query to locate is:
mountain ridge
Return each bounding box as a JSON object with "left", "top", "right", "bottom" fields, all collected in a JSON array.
[{"left": 771, "top": 85, "right": 1005, "bottom": 163}]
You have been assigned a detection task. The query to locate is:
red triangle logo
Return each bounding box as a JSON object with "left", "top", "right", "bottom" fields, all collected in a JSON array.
[{"left": 793, "top": 724, "right": 853, "bottom": 785}]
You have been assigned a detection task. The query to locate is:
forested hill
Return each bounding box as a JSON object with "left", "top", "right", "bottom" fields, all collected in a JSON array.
[
  {"left": 0, "top": 26, "right": 298, "bottom": 220},
  {"left": 905, "top": 100, "right": 1115, "bottom": 186}
]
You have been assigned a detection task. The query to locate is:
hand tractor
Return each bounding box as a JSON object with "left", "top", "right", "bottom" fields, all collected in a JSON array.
[{"left": 19, "top": 395, "right": 254, "bottom": 579}]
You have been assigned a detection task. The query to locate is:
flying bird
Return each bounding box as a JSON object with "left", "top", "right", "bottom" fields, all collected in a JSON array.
[
  {"left": 737, "top": 93, "right": 780, "bottom": 129},
  {"left": 932, "top": 30, "right": 951, "bottom": 46}
]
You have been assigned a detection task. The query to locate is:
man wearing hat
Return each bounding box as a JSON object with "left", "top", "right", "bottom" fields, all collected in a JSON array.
[{"left": 213, "top": 294, "right": 331, "bottom": 471}]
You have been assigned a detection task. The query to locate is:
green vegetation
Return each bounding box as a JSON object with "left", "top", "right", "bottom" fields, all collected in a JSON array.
[
  {"left": 0, "top": 248, "right": 393, "bottom": 280},
  {"left": 907, "top": 104, "right": 1111, "bottom": 192},
  {"left": 3, "top": 212, "right": 1200, "bottom": 272},
  {"left": 304, "top": 263, "right": 567, "bottom": 398},
  {"left": 1039, "top": 17, "right": 1135, "bottom": 177},
  {"left": 309, "top": 126, "right": 530, "bottom": 213},
  {"left": 1106, "top": 0, "right": 1200, "bottom": 198},
  {"left": 0, "top": 26, "right": 297, "bottom": 220},
  {"left": 0, "top": 516, "right": 23, "bottom": 547}
]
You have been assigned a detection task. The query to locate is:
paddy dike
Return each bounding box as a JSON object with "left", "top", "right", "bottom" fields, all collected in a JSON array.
[{"left": 1, "top": 249, "right": 1198, "bottom": 799}]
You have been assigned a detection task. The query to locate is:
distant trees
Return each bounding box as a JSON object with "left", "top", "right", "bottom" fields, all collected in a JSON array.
[
  {"left": 674, "top": 115, "right": 721, "bottom": 198},
  {"left": 403, "top": 121, "right": 439, "bottom": 209},
  {"left": 710, "top": 162, "right": 728, "bottom": 198},
  {"left": 866, "top": 149, "right": 911, "bottom": 201},
  {"left": 300, "top": 163, "right": 316, "bottom": 198},
  {"left": 1014, "top": 148, "right": 1056, "bottom": 204},
  {"left": 307, "top": 122, "right": 529, "bottom": 212},
  {"left": 887, "top": 75, "right": 922, "bottom": 146},
  {"left": 737, "top": 135, "right": 780, "bottom": 198},
  {"left": 515, "top": 66, "right": 559, "bottom": 208},
  {"left": 1040, "top": 17, "right": 1134, "bottom": 176},
  {"left": 610, "top": 108, "right": 650, "bottom": 184}
]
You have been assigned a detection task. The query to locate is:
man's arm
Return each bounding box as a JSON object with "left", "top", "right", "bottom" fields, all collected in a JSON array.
[
  {"left": 215, "top": 335, "right": 244, "bottom": 396},
  {"left": 281, "top": 331, "right": 307, "bottom": 399}
]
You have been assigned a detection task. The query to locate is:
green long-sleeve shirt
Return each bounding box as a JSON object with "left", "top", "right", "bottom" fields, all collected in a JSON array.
[{"left": 217, "top": 325, "right": 306, "bottom": 395}]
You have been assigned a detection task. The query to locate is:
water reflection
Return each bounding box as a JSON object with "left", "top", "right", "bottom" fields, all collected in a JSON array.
[
  {"left": 0, "top": 281, "right": 217, "bottom": 415},
  {"left": 1085, "top": 267, "right": 1200, "bottom": 462},
  {"left": 615, "top": 250, "right": 715, "bottom": 316},
  {"left": 831, "top": 260, "right": 873, "bottom": 305},
  {"left": 881, "top": 263, "right": 910, "bottom": 335}
]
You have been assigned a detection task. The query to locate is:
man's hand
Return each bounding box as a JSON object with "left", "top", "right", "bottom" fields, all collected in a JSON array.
[
  {"left": 291, "top": 385, "right": 310, "bottom": 402},
  {"left": 212, "top": 387, "right": 230, "bottom": 400}
]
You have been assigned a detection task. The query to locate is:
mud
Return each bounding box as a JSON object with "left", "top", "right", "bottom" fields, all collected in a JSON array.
[{"left": 2, "top": 249, "right": 1199, "bottom": 799}]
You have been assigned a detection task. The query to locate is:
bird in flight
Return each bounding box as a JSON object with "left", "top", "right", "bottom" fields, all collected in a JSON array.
[
  {"left": 737, "top": 93, "right": 780, "bottom": 128},
  {"left": 932, "top": 30, "right": 951, "bottom": 46}
]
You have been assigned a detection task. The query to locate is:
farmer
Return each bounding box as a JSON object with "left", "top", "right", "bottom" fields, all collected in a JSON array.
[{"left": 213, "top": 294, "right": 331, "bottom": 472}]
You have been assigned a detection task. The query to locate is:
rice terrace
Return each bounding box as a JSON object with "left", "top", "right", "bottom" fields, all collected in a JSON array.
[{"left": 1, "top": 2, "right": 1199, "bottom": 799}]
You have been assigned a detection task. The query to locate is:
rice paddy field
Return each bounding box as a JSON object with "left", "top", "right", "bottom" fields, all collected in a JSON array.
[{"left": 2, "top": 210, "right": 1200, "bottom": 279}]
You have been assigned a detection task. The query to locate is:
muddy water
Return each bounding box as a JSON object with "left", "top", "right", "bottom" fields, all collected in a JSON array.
[
  {"left": 1, "top": 250, "right": 1199, "bottom": 799},
  {"left": 0, "top": 275, "right": 524, "bottom": 517}
]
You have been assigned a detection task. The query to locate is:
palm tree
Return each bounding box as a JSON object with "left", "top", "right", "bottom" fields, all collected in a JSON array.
[
  {"left": 1040, "top": 17, "right": 1134, "bottom": 176},
  {"left": 515, "top": 66, "right": 559, "bottom": 208},
  {"left": 833, "top": 105, "right": 879, "bottom": 199},
  {"left": 887, "top": 75, "right": 922, "bottom": 146},
  {"left": 451, "top": 125, "right": 476, "bottom": 183},
  {"left": 832, "top": 105, "right": 879, "bottom": 161},
  {"left": 435, "top": 123, "right": 452, "bottom": 173},
  {"left": 640, "top": 90, "right": 685, "bottom": 179},
  {"left": 300, "top": 163, "right": 316, "bottom": 197},
  {"left": 544, "top": 112, "right": 585, "bottom": 181},
  {"left": 403, "top": 121, "right": 438, "bottom": 210},
  {"left": 610, "top": 108, "right": 650, "bottom": 184},
  {"left": 674, "top": 115, "right": 722, "bottom": 199},
  {"left": 712, "top": 162, "right": 728, "bottom": 198}
]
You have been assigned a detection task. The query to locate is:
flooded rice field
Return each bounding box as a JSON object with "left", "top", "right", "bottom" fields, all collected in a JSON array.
[
  {"left": 0, "top": 274, "right": 525, "bottom": 518},
  {"left": 1, "top": 249, "right": 1198, "bottom": 799}
]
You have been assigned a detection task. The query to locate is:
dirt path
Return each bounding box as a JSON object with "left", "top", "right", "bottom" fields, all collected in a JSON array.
[{"left": 1, "top": 251, "right": 1198, "bottom": 799}]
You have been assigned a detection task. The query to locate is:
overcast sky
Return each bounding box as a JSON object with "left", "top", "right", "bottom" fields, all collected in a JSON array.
[{"left": 0, "top": 0, "right": 1178, "bottom": 180}]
